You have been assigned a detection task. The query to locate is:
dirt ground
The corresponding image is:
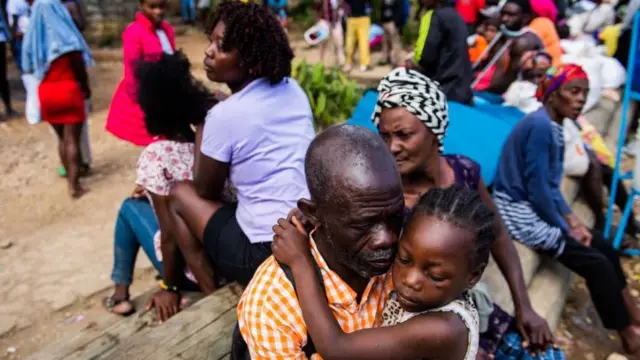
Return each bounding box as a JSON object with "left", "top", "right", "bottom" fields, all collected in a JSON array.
[{"left": 0, "top": 25, "right": 638, "bottom": 360}]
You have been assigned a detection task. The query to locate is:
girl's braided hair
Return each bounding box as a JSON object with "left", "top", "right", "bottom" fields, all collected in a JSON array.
[{"left": 409, "top": 184, "right": 496, "bottom": 270}]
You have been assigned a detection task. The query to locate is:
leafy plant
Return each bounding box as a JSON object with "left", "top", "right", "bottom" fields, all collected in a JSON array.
[
  {"left": 289, "top": 0, "right": 317, "bottom": 31},
  {"left": 292, "top": 60, "right": 364, "bottom": 130}
]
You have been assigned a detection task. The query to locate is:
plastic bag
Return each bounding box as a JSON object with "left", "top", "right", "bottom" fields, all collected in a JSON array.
[
  {"left": 21, "top": 73, "right": 41, "bottom": 125},
  {"left": 577, "top": 115, "right": 614, "bottom": 167},
  {"left": 563, "top": 118, "right": 590, "bottom": 176}
]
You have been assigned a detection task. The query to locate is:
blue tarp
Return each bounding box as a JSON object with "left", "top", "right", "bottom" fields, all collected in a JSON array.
[{"left": 345, "top": 90, "right": 525, "bottom": 185}]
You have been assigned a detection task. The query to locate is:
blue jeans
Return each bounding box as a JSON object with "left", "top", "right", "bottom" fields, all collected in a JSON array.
[
  {"left": 181, "top": 0, "right": 196, "bottom": 22},
  {"left": 110, "top": 198, "right": 162, "bottom": 285},
  {"left": 13, "top": 39, "right": 21, "bottom": 71}
]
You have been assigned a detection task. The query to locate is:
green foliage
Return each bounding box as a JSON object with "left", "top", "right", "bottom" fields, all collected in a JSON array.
[
  {"left": 292, "top": 60, "right": 364, "bottom": 130},
  {"left": 402, "top": 0, "right": 421, "bottom": 47},
  {"left": 289, "top": 0, "right": 317, "bottom": 31},
  {"left": 401, "top": 18, "right": 419, "bottom": 47}
]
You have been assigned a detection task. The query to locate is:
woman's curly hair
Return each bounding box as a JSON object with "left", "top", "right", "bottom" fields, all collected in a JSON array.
[
  {"left": 136, "top": 51, "right": 217, "bottom": 142},
  {"left": 208, "top": 0, "right": 294, "bottom": 85}
]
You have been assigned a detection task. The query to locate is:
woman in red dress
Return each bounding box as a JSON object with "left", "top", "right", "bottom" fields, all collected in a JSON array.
[{"left": 21, "top": 0, "right": 93, "bottom": 198}]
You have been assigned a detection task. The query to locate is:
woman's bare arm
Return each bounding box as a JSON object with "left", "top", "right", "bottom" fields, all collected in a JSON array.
[{"left": 477, "top": 180, "right": 553, "bottom": 349}]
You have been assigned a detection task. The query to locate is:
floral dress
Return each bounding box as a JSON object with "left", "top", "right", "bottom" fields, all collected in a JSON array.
[{"left": 136, "top": 140, "right": 196, "bottom": 282}]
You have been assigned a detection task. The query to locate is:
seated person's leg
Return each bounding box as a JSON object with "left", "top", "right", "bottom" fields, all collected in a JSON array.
[
  {"left": 590, "top": 232, "right": 640, "bottom": 325},
  {"left": 170, "top": 180, "right": 271, "bottom": 290},
  {"left": 169, "top": 181, "right": 224, "bottom": 294},
  {"left": 600, "top": 164, "right": 640, "bottom": 237},
  {"left": 556, "top": 232, "right": 640, "bottom": 353},
  {"left": 107, "top": 198, "right": 162, "bottom": 314},
  {"left": 578, "top": 153, "right": 607, "bottom": 230}
]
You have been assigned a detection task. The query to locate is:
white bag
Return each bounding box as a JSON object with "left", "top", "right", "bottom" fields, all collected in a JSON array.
[
  {"left": 563, "top": 118, "right": 590, "bottom": 177},
  {"left": 601, "top": 56, "right": 626, "bottom": 89},
  {"left": 21, "top": 73, "right": 41, "bottom": 125}
]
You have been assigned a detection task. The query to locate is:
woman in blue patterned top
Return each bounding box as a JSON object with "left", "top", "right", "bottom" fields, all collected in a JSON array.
[{"left": 493, "top": 64, "right": 640, "bottom": 356}]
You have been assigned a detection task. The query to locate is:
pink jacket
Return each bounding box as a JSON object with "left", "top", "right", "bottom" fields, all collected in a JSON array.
[{"left": 105, "top": 13, "right": 176, "bottom": 146}]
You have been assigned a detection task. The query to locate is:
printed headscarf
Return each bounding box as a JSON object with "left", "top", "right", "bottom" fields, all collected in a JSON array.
[
  {"left": 372, "top": 67, "right": 449, "bottom": 153},
  {"left": 535, "top": 64, "right": 588, "bottom": 101},
  {"left": 21, "top": 0, "right": 94, "bottom": 81}
]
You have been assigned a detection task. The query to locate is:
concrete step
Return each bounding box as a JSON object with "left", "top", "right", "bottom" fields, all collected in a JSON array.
[{"left": 528, "top": 261, "right": 573, "bottom": 331}]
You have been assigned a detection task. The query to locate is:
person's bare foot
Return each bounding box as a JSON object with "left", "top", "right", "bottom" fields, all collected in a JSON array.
[
  {"left": 620, "top": 325, "right": 640, "bottom": 355},
  {"left": 623, "top": 289, "right": 640, "bottom": 326},
  {"left": 69, "top": 184, "right": 88, "bottom": 199}
]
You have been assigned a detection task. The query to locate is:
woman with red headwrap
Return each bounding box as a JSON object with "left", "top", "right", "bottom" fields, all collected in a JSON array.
[{"left": 493, "top": 64, "right": 640, "bottom": 355}]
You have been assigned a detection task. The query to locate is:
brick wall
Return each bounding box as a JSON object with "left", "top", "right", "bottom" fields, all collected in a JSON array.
[{"left": 80, "top": 0, "right": 181, "bottom": 46}]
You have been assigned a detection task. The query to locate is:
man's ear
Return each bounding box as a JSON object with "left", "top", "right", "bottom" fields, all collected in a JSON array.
[{"left": 298, "top": 198, "right": 321, "bottom": 228}]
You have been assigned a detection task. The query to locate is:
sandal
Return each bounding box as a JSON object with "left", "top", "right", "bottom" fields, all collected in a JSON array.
[
  {"left": 57, "top": 164, "right": 91, "bottom": 178},
  {"left": 102, "top": 295, "right": 135, "bottom": 316}
]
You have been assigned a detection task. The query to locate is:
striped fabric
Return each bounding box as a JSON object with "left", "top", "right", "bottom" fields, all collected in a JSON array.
[
  {"left": 492, "top": 120, "right": 566, "bottom": 257},
  {"left": 493, "top": 191, "right": 565, "bottom": 257}
]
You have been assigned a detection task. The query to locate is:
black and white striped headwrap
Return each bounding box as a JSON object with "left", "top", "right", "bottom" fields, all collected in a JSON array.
[{"left": 372, "top": 68, "right": 449, "bottom": 153}]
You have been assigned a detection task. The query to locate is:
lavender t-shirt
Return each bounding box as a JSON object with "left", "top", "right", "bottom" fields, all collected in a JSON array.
[{"left": 201, "top": 78, "right": 314, "bottom": 244}]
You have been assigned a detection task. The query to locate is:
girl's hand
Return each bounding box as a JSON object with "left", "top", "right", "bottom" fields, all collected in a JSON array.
[
  {"left": 286, "top": 208, "right": 314, "bottom": 235},
  {"left": 271, "top": 217, "right": 312, "bottom": 268},
  {"left": 131, "top": 184, "right": 146, "bottom": 199}
]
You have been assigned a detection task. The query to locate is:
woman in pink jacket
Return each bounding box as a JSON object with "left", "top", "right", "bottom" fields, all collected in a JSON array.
[{"left": 106, "top": 0, "right": 176, "bottom": 146}]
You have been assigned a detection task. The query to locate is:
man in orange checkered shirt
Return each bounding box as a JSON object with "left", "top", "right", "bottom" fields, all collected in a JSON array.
[{"left": 237, "top": 125, "right": 405, "bottom": 359}]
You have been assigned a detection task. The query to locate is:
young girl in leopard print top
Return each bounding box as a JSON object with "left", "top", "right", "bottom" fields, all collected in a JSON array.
[{"left": 272, "top": 185, "right": 496, "bottom": 360}]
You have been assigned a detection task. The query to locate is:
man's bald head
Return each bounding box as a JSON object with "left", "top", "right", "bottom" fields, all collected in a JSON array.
[
  {"left": 305, "top": 125, "right": 401, "bottom": 208},
  {"left": 302, "top": 125, "right": 405, "bottom": 279}
]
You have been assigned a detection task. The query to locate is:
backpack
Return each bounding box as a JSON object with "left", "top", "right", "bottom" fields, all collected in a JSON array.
[{"left": 230, "top": 260, "right": 326, "bottom": 360}]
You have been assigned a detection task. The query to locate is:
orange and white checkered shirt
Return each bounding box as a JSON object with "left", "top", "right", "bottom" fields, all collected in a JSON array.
[{"left": 237, "top": 236, "right": 393, "bottom": 360}]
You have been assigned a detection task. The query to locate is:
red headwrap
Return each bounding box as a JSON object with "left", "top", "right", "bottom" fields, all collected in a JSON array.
[{"left": 535, "top": 64, "right": 588, "bottom": 101}]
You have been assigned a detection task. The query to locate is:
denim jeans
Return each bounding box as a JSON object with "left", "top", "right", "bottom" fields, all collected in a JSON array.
[
  {"left": 12, "top": 39, "right": 21, "bottom": 71},
  {"left": 110, "top": 198, "right": 162, "bottom": 285},
  {"left": 181, "top": 0, "right": 196, "bottom": 22}
]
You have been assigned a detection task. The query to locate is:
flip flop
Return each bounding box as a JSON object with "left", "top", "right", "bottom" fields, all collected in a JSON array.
[
  {"left": 57, "top": 164, "right": 91, "bottom": 178},
  {"left": 102, "top": 295, "right": 135, "bottom": 317}
]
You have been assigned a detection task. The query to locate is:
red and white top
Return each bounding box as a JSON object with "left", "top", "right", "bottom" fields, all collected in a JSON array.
[{"left": 136, "top": 140, "right": 197, "bottom": 282}]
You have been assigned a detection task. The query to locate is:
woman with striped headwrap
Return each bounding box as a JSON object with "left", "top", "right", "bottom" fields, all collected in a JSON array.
[
  {"left": 372, "top": 67, "right": 553, "bottom": 356},
  {"left": 493, "top": 64, "right": 640, "bottom": 355}
]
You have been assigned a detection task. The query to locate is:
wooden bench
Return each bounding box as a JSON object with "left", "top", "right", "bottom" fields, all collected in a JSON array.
[{"left": 28, "top": 284, "right": 243, "bottom": 360}]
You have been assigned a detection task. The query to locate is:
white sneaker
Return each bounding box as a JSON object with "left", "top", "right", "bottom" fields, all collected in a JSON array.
[{"left": 360, "top": 65, "right": 371, "bottom": 72}]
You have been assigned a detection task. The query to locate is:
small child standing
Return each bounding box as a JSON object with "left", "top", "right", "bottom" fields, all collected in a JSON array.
[{"left": 271, "top": 185, "right": 496, "bottom": 360}]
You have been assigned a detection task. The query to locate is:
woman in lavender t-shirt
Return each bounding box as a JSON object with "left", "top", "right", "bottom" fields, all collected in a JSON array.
[{"left": 145, "top": 1, "right": 315, "bottom": 322}]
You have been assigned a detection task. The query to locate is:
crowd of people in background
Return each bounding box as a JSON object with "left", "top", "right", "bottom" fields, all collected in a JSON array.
[{"left": 5, "top": 0, "right": 640, "bottom": 358}]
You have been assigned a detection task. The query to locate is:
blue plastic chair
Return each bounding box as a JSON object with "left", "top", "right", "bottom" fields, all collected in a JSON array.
[{"left": 604, "top": 13, "right": 640, "bottom": 255}]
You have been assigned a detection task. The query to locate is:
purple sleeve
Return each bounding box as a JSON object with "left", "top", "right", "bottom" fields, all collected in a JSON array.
[{"left": 200, "top": 107, "right": 232, "bottom": 163}]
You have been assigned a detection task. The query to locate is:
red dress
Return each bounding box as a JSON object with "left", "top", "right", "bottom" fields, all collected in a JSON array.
[{"left": 38, "top": 52, "right": 85, "bottom": 125}]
